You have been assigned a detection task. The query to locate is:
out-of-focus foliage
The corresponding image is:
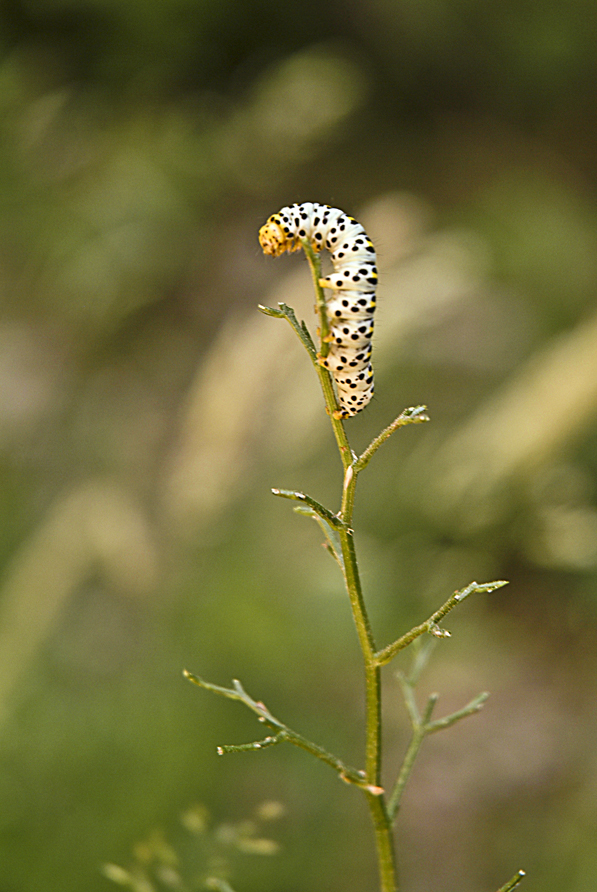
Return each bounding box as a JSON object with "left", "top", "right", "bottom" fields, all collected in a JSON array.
[
  {"left": 1, "top": 1, "right": 597, "bottom": 891},
  {"left": 103, "top": 800, "right": 283, "bottom": 892}
]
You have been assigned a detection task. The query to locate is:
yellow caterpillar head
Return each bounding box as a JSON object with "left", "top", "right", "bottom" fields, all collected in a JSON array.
[{"left": 258, "top": 215, "right": 292, "bottom": 257}]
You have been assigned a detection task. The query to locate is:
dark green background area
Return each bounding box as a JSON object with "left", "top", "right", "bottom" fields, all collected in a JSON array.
[{"left": 1, "top": 1, "right": 597, "bottom": 890}]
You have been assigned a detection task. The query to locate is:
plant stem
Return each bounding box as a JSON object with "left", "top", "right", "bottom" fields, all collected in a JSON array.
[
  {"left": 301, "top": 244, "right": 398, "bottom": 891},
  {"left": 302, "top": 243, "right": 353, "bottom": 468},
  {"left": 338, "top": 528, "right": 378, "bottom": 775},
  {"left": 302, "top": 238, "right": 331, "bottom": 360},
  {"left": 367, "top": 793, "right": 399, "bottom": 892},
  {"left": 338, "top": 524, "right": 397, "bottom": 892}
]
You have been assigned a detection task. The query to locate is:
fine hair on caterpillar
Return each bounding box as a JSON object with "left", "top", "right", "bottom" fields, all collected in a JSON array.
[{"left": 259, "top": 202, "right": 377, "bottom": 418}]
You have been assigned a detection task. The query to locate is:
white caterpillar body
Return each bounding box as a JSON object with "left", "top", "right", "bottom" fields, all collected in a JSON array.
[{"left": 259, "top": 203, "right": 377, "bottom": 418}]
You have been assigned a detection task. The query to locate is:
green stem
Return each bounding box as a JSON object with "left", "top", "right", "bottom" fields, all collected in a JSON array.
[
  {"left": 301, "top": 281, "right": 397, "bottom": 890},
  {"left": 337, "top": 524, "right": 397, "bottom": 892},
  {"left": 338, "top": 528, "right": 378, "bottom": 775},
  {"left": 302, "top": 243, "right": 353, "bottom": 469},
  {"left": 367, "top": 793, "right": 399, "bottom": 892},
  {"left": 302, "top": 239, "right": 331, "bottom": 359}
]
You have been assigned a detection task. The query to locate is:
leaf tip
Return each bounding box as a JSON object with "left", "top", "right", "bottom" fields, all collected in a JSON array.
[
  {"left": 258, "top": 304, "right": 284, "bottom": 317},
  {"left": 405, "top": 405, "right": 430, "bottom": 423}
]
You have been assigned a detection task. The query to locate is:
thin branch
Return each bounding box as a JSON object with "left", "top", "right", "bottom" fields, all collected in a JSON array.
[
  {"left": 426, "top": 691, "right": 489, "bottom": 733},
  {"left": 496, "top": 871, "right": 526, "bottom": 892},
  {"left": 375, "top": 580, "right": 509, "bottom": 667},
  {"left": 271, "top": 488, "right": 346, "bottom": 529},
  {"left": 388, "top": 688, "right": 437, "bottom": 821},
  {"left": 387, "top": 722, "right": 425, "bottom": 820},
  {"left": 355, "top": 406, "right": 430, "bottom": 473},
  {"left": 389, "top": 655, "right": 489, "bottom": 823},
  {"left": 183, "top": 672, "right": 378, "bottom": 793},
  {"left": 421, "top": 692, "right": 438, "bottom": 725},
  {"left": 258, "top": 302, "right": 318, "bottom": 362}
]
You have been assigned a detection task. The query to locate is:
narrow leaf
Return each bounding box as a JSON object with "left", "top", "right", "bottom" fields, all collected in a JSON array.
[
  {"left": 454, "top": 579, "right": 509, "bottom": 602},
  {"left": 257, "top": 304, "right": 286, "bottom": 317},
  {"left": 271, "top": 488, "right": 345, "bottom": 528},
  {"left": 426, "top": 691, "right": 489, "bottom": 733},
  {"left": 496, "top": 870, "right": 526, "bottom": 892},
  {"left": 376, "top": 579, "right": 509, "bottom": 667},
  {"left": 356, "top": 406, "right": 430, "bottom": 472}
]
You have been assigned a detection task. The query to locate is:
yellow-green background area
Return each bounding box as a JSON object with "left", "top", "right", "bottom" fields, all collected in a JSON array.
[{"left": 1, "top": 1, "right": 597, "bottom": 890}]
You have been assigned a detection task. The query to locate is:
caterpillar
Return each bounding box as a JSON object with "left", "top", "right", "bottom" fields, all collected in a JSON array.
[{"left": 259, "top": 202, "right": 377, "bottom": 418}]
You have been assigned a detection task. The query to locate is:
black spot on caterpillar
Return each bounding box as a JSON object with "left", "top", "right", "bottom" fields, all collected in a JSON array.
[{"left": 259, "top": 202, "right": 376, "bottom": 418}]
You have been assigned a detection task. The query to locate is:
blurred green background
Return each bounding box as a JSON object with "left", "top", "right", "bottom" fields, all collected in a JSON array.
[{"left": 1, "top": 0, "right": 597, "bottom": 890}]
